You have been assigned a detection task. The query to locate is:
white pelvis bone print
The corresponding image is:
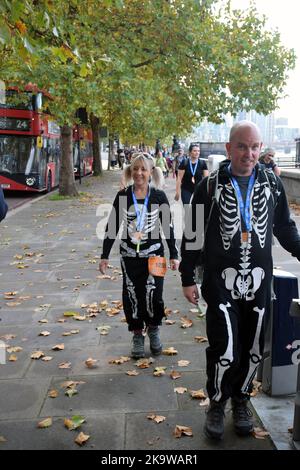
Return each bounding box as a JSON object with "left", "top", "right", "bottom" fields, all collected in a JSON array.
[{"left": 222, "top": 267, "right": 265, "bottom": 301}]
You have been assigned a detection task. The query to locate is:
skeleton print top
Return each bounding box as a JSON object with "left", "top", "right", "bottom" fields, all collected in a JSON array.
[
  {"left": 101, "top": 185, "right": 178, "bottom": 260},
  {"left": 180, "top": 162, "right": 300, "bottom": 297}
]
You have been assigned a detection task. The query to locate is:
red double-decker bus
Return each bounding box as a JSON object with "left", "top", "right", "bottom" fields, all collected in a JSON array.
[{"left": 0, "top": 84, "right": 61, "bottom": 192}]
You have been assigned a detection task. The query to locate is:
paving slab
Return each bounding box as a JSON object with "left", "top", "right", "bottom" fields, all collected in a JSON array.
[
  {"left": 0, "top": 378, "right": 50, "bottom": 419},
  {"left": 0, "top": 414, "right": 125, "bottom": 450},
  {"left": 0, "top": 323, "right": 101, "bottom": 349},
  {"left": 124, "top": 409, "right": 275, "bottom": 450},
  {"left": 0, "top": 307, "right": 50, "bottom": 326},
  {"left": 0, "top": 353, "right": 31, "bottom": 379},
  {"left": 40, "top": 373, "right": 179, "bottom": 417}
]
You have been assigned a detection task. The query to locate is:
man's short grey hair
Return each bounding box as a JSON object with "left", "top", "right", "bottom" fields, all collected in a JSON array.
[{"left": 229, "top": 120, "right": 262, "bottom": 142}]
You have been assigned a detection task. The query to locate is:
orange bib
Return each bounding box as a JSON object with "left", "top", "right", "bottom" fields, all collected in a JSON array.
[{"left": 148, "top": 256, "right": 167, "bottom": 277}]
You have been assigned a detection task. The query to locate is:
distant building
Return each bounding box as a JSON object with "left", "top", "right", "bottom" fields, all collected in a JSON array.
[
  {"left": 191, "top": 116, "right": 231, "bottom": 142},
  {"left": 276, "top": 117, "right": 289, "bottom": 126},
  {"left": 234, "top": 111, "right": 275, "bottom": 145},
  {"left": 275, "top": 126, "right": 300, "bottom": 142},
  {"left": 190, "top": 111, "right": 278, "bottom": 146}
]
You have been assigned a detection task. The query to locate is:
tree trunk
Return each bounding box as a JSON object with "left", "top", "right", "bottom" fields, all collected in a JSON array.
[
  {"left": 90, "top": 113, "right": 102, "bottom": 175},
  {"left": 59, "top": 124, "right": 78, "bottom": 196}
]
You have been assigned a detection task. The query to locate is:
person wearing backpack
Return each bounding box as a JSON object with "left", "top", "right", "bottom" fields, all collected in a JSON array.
[
  {"left": 174, "top": 143, "right": 208, "bottom": 205},
  {"left": 180, "top": 121, "right": 300, "bottom": 441},
  {"left": 173, "top": 147, "right": 187, "bottom": 178}
]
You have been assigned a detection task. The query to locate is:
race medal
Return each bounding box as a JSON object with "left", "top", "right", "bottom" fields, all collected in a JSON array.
[
  {"left": 132, "top": 231, "right": 143, "bottom": 244},
  {"left": 189, "top": 159, "right": 198, "bottom": 186},
  {"left": 134, "top": 231, "right": 143, "bottom": 241},
  {"left": 241, "top": 232, "right": 248, "bottom": 243}
]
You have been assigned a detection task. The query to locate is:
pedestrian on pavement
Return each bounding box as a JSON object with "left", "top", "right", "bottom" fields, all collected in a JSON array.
[
  {"left": 259, "top": 147, "right": 281, "bottom": 176},
  {"left": 117, "top": 148, "right": 126, "bottom": 170},
  {"left": 0, "top": 187, "right": 8, "bottom": 221},
  {"left": 99, "top": 153, "right": 179, "bottom": 359},
  {"left": 175, "top": 143, "right": 208, "bottom": 205},
  {"left": 173, "top": 148, "right": 187, "bottom": 178},
  {"left": 155, "top": 150, "right": 169, "bottom": 178},
  {"left": 180, "top": 121, "right": 300, "bottom": 440}
]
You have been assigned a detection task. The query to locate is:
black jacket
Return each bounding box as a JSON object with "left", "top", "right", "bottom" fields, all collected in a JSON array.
[
  {"left": 101, "top": 185, "right": 178, "bottom": 260},
  {"left": 180, "top": 162, "right": 300, "bottom": 287}
]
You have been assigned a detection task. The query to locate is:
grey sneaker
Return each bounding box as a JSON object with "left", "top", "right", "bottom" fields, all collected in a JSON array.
[
  {"left": 148, "top": 327, "right": 162, "bottom": 355},
  {"left": 231, "top": 397, "right": 254, "bottom": 436},
  {"left": 204, "top": 400, "right": 226, "bottom": 440},
  {"left": 131, "top": 334, "right": 145, "bottom": 359}
]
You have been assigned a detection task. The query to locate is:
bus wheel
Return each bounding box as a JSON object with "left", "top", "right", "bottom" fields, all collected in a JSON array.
[{"left": 47, "top": 172, "right": 52, "bottom": 192}]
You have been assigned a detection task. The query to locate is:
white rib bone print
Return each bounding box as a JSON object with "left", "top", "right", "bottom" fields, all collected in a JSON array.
[
  {"left": 216, "top": 184, "right": 240, "bottom": 251},
  {"left": 124, "top": 207, "right": 160, "bottom": 244},
  {"left": 217, "top": 181, "right": 271, "bottom": 300},
  {"left": 252, "top": 182, "right": 271, "bottom": 248}
]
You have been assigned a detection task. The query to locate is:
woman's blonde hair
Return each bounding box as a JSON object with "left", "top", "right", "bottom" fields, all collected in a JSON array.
[{"left": 123, "top": 153, "right": 164, "bottom": 189}]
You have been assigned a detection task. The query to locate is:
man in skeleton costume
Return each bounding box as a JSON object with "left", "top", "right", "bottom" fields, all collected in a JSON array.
[
  {"left": 100, "top": 153, "right": 179, "bottom": 359},
  {"left": 180, "top": 121, "right": 300, "bottom": 440}
]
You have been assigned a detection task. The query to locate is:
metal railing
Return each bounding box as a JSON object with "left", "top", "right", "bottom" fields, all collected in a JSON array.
[{"left": 276, "top": 151, "right": 300, "bottom": 169}]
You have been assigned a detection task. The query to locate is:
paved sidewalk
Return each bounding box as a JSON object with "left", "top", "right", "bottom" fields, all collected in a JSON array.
[{"left": 0, "top": 170, "right": 297, "bottom": 450}]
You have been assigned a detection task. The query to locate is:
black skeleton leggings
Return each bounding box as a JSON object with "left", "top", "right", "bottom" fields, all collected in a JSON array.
[
  {"left": 202, "top": 283, "right": 267, "bottom": 402},
  {"left": 121, "top": 257, "right": 165, "bottom": 331}
]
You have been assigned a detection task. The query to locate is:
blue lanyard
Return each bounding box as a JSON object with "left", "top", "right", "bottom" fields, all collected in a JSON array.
[
  {"left": 229, "top": 166, "right": 255, "bottom": 232},
  {"left": 189, "top": 159, "right": 199, "bottom": 177},
  {"left": 131, "top": 185, "right": 150, "bottom": 232}
]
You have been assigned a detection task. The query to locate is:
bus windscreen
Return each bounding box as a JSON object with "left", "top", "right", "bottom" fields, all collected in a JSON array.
[{"left": 0, "top": 136, "right": 39, "bottom": 174}]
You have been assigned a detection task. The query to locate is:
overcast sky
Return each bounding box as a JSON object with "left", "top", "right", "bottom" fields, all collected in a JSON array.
[{"left": 230, "top": 0, "right": 299, "bottom": 127}]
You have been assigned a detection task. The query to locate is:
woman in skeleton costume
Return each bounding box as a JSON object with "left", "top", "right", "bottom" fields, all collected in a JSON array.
[
  {"left": 175, "top": 143, "right": 209, "bottom": 205},
  {"left": 180, "top": 121, "right": 300, "bottom": 440},
  {"left": 100, "top": 154, "right": 179, "bottom": 359}
]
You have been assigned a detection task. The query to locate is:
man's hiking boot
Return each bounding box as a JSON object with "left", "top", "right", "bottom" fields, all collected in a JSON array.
[
  {"left": 231, "top": 397, "right": 254, "bottom": 436},
  {"left": 131, "top": 333, "right": 145, "bottom": 359},
  {"left": 148, "top": 326, "right": 162, "bottom": 355},
  {"left": 204, "top": 400, "right": 226, "bottom": 440}
]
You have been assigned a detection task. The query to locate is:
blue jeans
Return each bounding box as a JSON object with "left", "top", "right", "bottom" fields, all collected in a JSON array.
[{"left": 181, "top": 188, "right": 192, "bottom": 206}]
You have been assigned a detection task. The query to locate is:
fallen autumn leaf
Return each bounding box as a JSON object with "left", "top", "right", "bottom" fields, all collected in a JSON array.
[
  {"left": 37, "top": 417, "right": 52, "bottom": 428},
  {"left": 174, "top": 425, "right": 193, "bottom": 438},
  {"left": 75, "top": 432, "right": 90, "bottom": 446}
]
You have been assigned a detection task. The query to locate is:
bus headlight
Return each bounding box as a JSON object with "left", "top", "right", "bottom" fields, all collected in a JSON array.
[{"left": 26, "top": 177, "right": 36, "bottom": 186}]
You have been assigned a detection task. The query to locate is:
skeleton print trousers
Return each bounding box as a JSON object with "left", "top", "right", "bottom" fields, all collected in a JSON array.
[
  {"left": 121, "top": 257, "right": 165, "bottom": 331},
  {"left": 201, "top": 282, "right": 269, "bottom": 403}
]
